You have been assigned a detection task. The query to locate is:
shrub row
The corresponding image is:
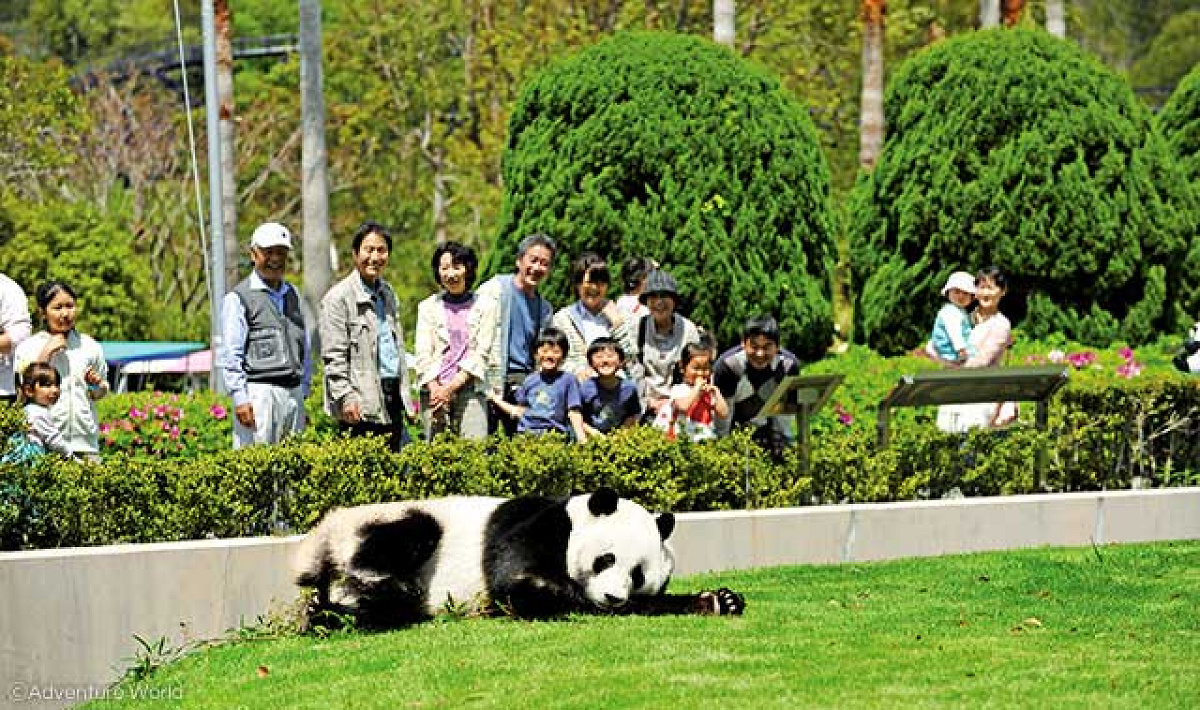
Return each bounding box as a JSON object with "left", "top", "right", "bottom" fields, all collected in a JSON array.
[{"left": 1, "top": 347, "right": 1196, "bottom": 550}]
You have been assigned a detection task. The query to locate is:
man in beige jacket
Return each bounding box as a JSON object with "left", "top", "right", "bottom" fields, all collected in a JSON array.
[{"left": 320, "top": 222, "right": 413, "bottom": 451}]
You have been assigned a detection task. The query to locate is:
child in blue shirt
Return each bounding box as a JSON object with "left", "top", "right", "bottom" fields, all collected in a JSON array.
[
  {"left": 927, "top": 271, "right": 976, "bottom": 364},
  {"left": 580, "top": 337, "right": 641, "bottom": 437},
  {"left": 489, "top": 327, "right": 587, "bottom": 441}
]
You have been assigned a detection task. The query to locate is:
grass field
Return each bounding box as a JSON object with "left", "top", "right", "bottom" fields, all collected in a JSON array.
[{"left": 86, "top": 541, "right": 1200, "bottom": 709}]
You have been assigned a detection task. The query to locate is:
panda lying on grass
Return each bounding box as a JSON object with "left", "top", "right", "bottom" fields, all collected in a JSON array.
[{"left": 294, "top": 488, "right": 745, "bottom": 628}]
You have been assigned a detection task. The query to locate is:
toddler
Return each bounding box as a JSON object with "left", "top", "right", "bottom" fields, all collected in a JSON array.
[
  {"left": 653, "top": 338, "right": 729, "bottom": 442},
  {"left": 488, "top": 327, "right": 587, "bottom": 441},
  {"left": 927, "top": 271, "right": 976, "bottom": 363},
  {"left": 9, "top": 363, "right": 72, "bottom": 461},
  {"left": 580, "top": 337, "right": 642, "bottom": 437}
]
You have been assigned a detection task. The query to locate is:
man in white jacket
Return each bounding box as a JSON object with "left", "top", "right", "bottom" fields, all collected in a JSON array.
[{"left": 0, "top": 273, "right": 31, "bottom": 403}]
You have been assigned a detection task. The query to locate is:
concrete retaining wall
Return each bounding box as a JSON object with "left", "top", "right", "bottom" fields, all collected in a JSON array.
[{"left": 1, "top": 488, "right": 1197, "bottom": 708}]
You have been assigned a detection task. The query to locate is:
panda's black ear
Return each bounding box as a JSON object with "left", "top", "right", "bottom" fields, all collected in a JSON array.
[
  {"left": 656, "top": 512, "right": 675, "bottom": 541},
  {"left": 587, "top": 488, "right": 620, "bottom": 517}
]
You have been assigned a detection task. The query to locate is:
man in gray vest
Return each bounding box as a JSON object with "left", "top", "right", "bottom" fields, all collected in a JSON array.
[{"left": 219, "top": 222, "right": 311, "bottom": 449}]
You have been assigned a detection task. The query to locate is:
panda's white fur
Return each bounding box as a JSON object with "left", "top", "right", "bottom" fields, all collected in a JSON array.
[
  {"left": 292, "top": 489, "right": 722, "bottom": 626},
  {"left": 294, "top": 496, "right": 505, "bottom": 616}
]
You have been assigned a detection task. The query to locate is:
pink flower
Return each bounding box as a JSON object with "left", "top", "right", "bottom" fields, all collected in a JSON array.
[
  {"left": 128, "top": 407, "right": 144, "bottom": 420},
  {"left": 99, "top": 423, "right": 110, "bottom": 435},
  {"left": 169, "top": 425, "right": 181, "bottom": 439},
  {"left": 171, "top": 408, "right": 184, "bottom": 421},
  {"left": 1047, "top": 349, "right": 1066, "bottom": 364},
  {"left": 1066, "top": 351, "right": 1096, "bottom": 369},
  {"left": 833, "top": 403, "right": 853, "bottom": 426},
  {"left": 1118, "top": 346, "right": 1134, "bottom": 362},
  {"left": 1116, "top": 360, "right": 1142, "bottom": 379},
  {"left": 209, "top": 404, "right": 227, "bottom": 420}
]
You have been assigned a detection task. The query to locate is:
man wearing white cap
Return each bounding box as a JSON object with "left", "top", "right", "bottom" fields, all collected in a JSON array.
[
  {"left": 925, "top": 270, "right": 977, "bottom": 364},
  {"left": 219, "top": 222, "right": 311, "bottom": 448}
]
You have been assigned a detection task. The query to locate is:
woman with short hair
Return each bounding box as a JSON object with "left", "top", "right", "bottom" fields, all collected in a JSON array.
[{"left": 414, "top": 241, "right": 488, "bottom": 440}]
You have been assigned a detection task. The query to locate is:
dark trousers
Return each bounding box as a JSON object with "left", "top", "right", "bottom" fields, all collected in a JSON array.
[
  {"left": 487, "top": 371, "right": 529, "bottom": 436},
  {"left": 339, "top": 378, "right": 410, "bottom": 452}
]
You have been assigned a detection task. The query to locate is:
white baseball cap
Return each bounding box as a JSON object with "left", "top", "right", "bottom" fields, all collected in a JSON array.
[
  {"left": 941, "top": 271, "right": 976, "bottom": 296},
  {"left": 250, "top": 222, "right": 293, "bottom": 250}
]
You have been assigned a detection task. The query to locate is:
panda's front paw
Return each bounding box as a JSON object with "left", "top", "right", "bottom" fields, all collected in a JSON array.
[{"left": 698, "top": 588, "right": 745, "bottom": 616}]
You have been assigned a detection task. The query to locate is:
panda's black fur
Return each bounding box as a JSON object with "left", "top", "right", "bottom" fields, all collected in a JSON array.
[{"left": 294, "top": 488, "right": 744, "bottom": 628}]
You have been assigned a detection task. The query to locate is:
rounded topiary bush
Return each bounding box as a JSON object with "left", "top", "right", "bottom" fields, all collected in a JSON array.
[
  {"left": 1157, "top": 63, "right": 1200, "bottom": 322},
  {"left": 1159, "top": 63, "right": 1200, "bottom": 186},
  {"left": 849, "top": 28, "right": 1195, "bottom": 353},
  {"left": 486, "top": 30, "right": 836, "bottom": 358}
]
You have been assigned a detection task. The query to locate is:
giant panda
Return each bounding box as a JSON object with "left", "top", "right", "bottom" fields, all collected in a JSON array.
[{"left": 294, "top": 488, "right": 744, "bottom": 627}]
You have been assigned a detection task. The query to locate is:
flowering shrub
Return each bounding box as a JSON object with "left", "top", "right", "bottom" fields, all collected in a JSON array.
[
  {"left": 98, "top": 391, "right": 232, "bottom": 459},
  {"left": 1065, "top": 351, "right": 1097, "bottom": 369},
  {"left": 1116, "top": 346, "right": 1144, "bottom": 378}
]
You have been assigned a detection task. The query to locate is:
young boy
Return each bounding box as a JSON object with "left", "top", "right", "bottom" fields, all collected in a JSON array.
[
  {"left": 579, "top": 337, "right": 642, "bottom": 437},
  {"left": 488, "top": 327, "right": 588, "bottom": 441},
  {"left": 926, "top": 271, "right": 976, "bottom": 363}
]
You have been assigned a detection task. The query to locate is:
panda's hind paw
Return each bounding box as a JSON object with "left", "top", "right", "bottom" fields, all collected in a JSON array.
[{"left": 699, "top": 587, "right": 745, "bottom": 616}]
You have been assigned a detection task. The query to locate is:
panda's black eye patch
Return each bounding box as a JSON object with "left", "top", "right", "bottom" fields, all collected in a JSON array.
[
  {"left": 631, "top": 565, "right": 645, "bottom": 589},
  {"left": 593, "top": 553, "right": 616, "bottom": 574}
]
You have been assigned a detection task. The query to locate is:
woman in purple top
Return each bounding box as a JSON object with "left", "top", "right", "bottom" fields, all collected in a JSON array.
[{"left": 414, "top": 242, "right": 489, "bottom": 440}]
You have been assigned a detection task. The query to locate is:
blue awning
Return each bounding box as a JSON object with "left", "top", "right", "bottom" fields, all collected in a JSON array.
[{"left": 100, "top": 341, "right": 207, "bottom": 365}]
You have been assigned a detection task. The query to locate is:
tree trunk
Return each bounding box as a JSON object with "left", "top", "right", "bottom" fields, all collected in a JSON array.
[
  {"left": 1001, "top": 0, "right": 1025, "bottom": 27},
  {"left": 713, "top": 0, "right": 734, "bottom": 48},
  {"left": 299, "top": 0, "right": 332, "bottom": 332},
  {"left": 859, "top": 0, "right": 885, "bottom": 171},
  {"left": 1045, "top": 0, "right": 1065, "bottom": 37},
  {"left": 979, "top": 0, "right": 1000, "bottom": 28},
  {"left": 215, "top": 0, "right": 239, "bottom": 292}
]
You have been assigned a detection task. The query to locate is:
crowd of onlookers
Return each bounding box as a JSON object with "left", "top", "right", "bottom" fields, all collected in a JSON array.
[
  {"left": 220, "top": 221, "right": 806, "bottom": 459},
  {"left": 0, "top": 221, "right": 807, "bottom": 464},
  {"left": 6, "top": 219, "right": 1194, "bottom": 466}
]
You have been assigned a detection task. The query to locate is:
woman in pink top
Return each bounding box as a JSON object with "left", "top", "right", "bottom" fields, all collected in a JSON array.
[
  {"left": 936, "top": 266, "right": 1016, "bottom": 432},
  {"left": 414, "top": 242, "right": 488, "bottom": 440}
]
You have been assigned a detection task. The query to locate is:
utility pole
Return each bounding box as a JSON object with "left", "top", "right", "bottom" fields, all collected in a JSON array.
[
  {"left": 216, "top": 0, "right": 239, "bottom": 290},
  {"left": 299, "top": 0, "right": 333, "bottom": 334},
  {"left": 202, "top": 0, "right": 226, "bottom": 392}
]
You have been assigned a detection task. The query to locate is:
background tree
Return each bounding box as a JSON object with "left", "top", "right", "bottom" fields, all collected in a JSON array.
[
  {"left": 0, "top": 194, "right": 155, "bottom": 341},
  {"left": 0, "top": 55, "right": 88, "bottom": 195},
  {"left": 488, "top": 31, "right": 836, "bottom": 358},
  {"left": 1129, "top": 10, "right": 1200, "bottom": 93},
  {"left": 849, "top": 28, "right": 1194, "bottom": 352},
  {"left": 859, "top": 0, "right": 886, "bottom": 170}
]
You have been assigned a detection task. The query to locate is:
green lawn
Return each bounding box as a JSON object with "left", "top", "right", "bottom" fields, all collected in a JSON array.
[{"left": 87, "top": 541, "right": 1200, "bottom": 709}]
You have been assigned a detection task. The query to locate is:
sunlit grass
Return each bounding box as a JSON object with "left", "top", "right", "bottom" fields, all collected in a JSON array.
[{"left": 86, "top": 540, "right": 1200, "bottom": 709}]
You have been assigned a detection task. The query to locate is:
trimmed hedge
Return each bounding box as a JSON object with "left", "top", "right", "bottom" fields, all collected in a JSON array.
[{"left": 2, "top": 343, "right": 1197, "bottom": 551}]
